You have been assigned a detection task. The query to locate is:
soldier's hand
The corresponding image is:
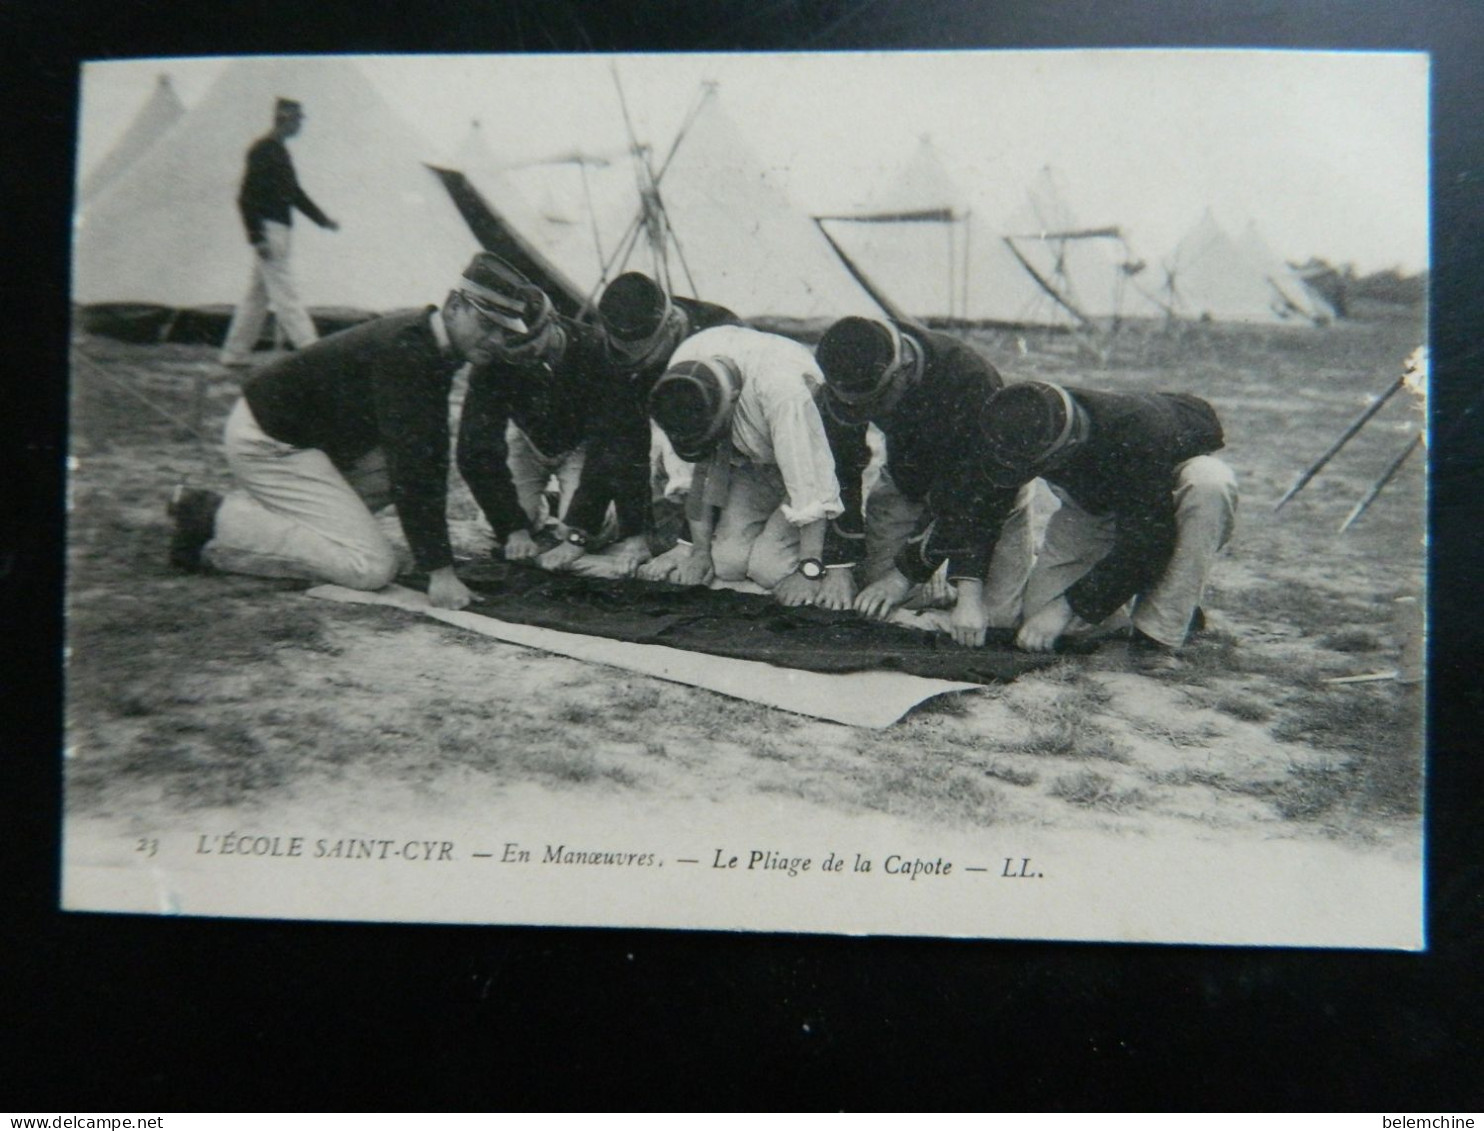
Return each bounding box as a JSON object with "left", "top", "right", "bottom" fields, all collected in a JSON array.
[
  {"left": 637, "top": 545, "right": 684, "bottom": 582},
  {"left": 608, "top": 534, "right": 652, "bottom": 578},
  {"left": 772, "top": 572, "right": 821, "bottom": 608},
  {"left": 922, "top": 569, "right": 955, "bottom": 608},
  {"left": 949, "top": 588, "right": 989, "bottom": 648},
  {"left": 503, "top": 530, "right": 541, "bottom": 562},
  {"left": 537, "top": 541, "right": 586, "bottom": 572}
]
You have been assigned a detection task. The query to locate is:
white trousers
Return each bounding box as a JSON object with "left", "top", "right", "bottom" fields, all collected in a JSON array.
[
  {"left": 708, "top": 462, "right": 814, "bottom": 589},
  {"left": 505, "top": 423, "right": 588, "bottom": 529},
  {"left": 1021, "top": 455, "right": 1238, "bottom": 646},
  {"left": 220, "top": 221, "right": 320, "bottom": 364},
  {"left": 505, "top": 422, "right": 640, "bottom": 580},
  {"left": 864, "top": 469, "right": 1039, "bottom": 629},
  {"left": 203, "top": 399, "right": 401, "bottom": 589}
]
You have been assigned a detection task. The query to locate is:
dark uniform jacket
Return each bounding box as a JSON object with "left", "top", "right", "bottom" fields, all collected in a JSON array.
[
  {"left": 242, "top": 308, "right": 460, "bottom": 572},
  {"left": 562, "top": 296, "right": 740, "bottom": 540},
  {"left": 821, "top": 323, "right": 1005, "bottom": 568},
  {"left": 237, "top": 136, "right": 330, "bottom": 245},
  {"left": 455, "top": 318, "right": 613, "bottom": 543},
  {"left": 917, "top": 387, "right": 1225, "bottom": 624}
]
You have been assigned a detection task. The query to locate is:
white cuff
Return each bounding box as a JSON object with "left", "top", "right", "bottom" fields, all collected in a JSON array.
[{"left": 779, "top": 498, "right": 845, "bottom": 526}]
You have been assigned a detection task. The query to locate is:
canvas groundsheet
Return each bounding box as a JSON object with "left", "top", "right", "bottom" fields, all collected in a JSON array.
[
  {"left": 405, "top": 560, "right": 1058, "bottom": 685},
  {"left": 308, "top": 583, "right": 985, "bottom": 727}
]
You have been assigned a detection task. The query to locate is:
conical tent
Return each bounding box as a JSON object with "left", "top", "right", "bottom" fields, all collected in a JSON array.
[
  {"left": 1159, "top": 211, "right": 1328, "bottom": 325},
  {"left": 816, "top": 137, "right": 972, "bottom": 321},
  {"left": 628, "top": 88, "right": 882, "bottom": 322},
  {"left": 1001, "top": 166, "right": 1162, "bottom": 324},
  {"left": 501, "top": 149, "right": 640, "bottom": 302},
  {"left": 434, "top": 118, "right": 595, "bottom": 311},
  {"left": 1237, "top": 220, "right": 1335, "bottom": 324},
  {"left": 446, "top": 118, "right": 570, "bottom": 246},
  {"left": 78, "top": 73, "right": 186, "bottom": 207},
  {"left": 74, "top": 56, "right": 478, "bottom": 313}
]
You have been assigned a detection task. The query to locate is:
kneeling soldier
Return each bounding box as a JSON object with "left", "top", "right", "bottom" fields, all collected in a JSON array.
[
  {"left": 937, "top": 381, "right": 1237, "bottom": 661},
  {"left": 453, "top": 258, "right": 652, "bottom": 576},
  {"left": 812, "top": 316, "right": 1038, "bottom": 634},
  {"left": 535, "top": 272, "right": 739, "bottom": 575},
  {"left": 638, "top": 325, "right": 850, "bottom": 608},
  {"left": 166, "top": 251, "right": 544, "bottom": 610}
]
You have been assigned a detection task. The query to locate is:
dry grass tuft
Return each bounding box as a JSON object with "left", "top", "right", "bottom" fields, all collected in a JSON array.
[{"left": 1049, "top": 771, "right": 1149, "bottom": 814}]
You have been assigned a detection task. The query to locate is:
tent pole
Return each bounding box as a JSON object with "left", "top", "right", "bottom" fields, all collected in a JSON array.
[
  {"left": 590, "top": 79, "right": 715, "bottom": 304},
  {"left": 1003, "top": 236, "right": 1092, "bottom": 328},
  {"left": 578, "top": 161, "right": 607, "bottom": 279},
  {"left": 1339, "top": 433, "right": 1423, "bottom": 532},
  {"left": 960, "top": 211, "right": 972, "bottom": 324},
  {"left": 1274, "top": 372, "right": 1408, "bottom": 511},
  {"left": 944, "top": 218, "right": 955, "bottom": 325},
  {"left": 813, "top": 218, "right": 906, "bottom": 323}
]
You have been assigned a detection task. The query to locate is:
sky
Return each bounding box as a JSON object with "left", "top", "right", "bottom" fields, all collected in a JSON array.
[{"left": 75, "top": 50, "right": 1429, "bottom": 275}]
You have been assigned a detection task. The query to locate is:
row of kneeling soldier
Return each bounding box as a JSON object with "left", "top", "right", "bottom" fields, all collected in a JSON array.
[{"left": 168, "top": 251, "right": 1236, "bottom": 666}]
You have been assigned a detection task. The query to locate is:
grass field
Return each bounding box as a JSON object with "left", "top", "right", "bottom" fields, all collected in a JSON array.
[{"left": 64, "top": 305, "right": 1426, "bottom": 859}]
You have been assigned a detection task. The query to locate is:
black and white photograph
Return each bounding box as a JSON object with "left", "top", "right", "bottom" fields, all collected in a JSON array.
[{"left": 63, "top": 49, "right": 1427, "bottom": 947}]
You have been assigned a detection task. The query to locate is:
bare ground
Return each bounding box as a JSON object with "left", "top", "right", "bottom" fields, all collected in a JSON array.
[{"left": 64, "top": 310, "right": 1426, "bottom": 862}]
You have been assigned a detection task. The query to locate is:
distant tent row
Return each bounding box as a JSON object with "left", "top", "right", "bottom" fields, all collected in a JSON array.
[
  {"left": 1000, "top": 166, "right": 1166, "bottom": 326},
  {"left": 74, "top": 61, "right": 883, "bottom": 340},
  {"left": 817, "top": 141, "right": 1083, "bottom": 328},
  {"left": 73, "top": 58, "right": 1336, "bottom": 345},
  {"left": 815, "top": 140, "right": 1333, "bottom": 331},
  {"left": 816, "top": 144, "right": 1165, "bottom": 330}
]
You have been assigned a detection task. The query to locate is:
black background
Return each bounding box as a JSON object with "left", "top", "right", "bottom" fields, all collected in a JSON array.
[{"left": 4, "top": 0, "right": 1482, "bottom": 1111}]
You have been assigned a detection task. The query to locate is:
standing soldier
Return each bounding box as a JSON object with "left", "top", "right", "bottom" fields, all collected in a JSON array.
[{"left": 219, "top": 97, "right": 340, "bottom": 368}]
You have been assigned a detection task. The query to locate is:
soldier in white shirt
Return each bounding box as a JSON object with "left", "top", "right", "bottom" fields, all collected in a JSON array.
[{"left": 637, "top": 325, "right": 852, "bottom": 609}]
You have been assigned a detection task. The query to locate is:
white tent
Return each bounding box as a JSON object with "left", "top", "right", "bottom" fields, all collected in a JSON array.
[
  {"left": 439, "top": 120, "right": 638, "bottom": 315},
  {"left": 611, "top": 87, "right": 883, "bottom": 322},
  {"left": 1158, "top": 210, "right": 1329, "bottom": 325},
  {"left": 1237, "top": 220, "right": 1335, "bottom": 324},
  {"left": 501, "top": 148, "right": 641, "bottom": 304},
  {"left": 444, "top": 86, "right": 881, "bottom": 323},
  {"left": 1000, "top": 166, "right": 1163, "bottom": 325},
  {"left": 74, "top": 56, "right": 478, "bottom": 313},
  {"left": 445, "top": 119, "right": 570, "bottom": 249},
  {"left": 78, "top": 73, "right": 185, "bottom": 207},
  {"left": 815, "top": 137, "right": 974, "bottom": 322},
  {"left": 819, "top": 147, "right": 1147, "bottom": 328}
]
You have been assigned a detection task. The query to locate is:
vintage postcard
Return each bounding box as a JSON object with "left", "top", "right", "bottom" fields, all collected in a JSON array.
[{"left": 64, "top": 50, "right": 1427, "bottom": 946}]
